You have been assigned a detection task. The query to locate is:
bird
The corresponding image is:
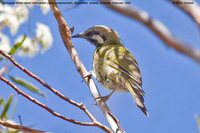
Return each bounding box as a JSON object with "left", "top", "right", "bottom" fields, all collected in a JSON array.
[{"left": 72, "top": 25, "right": 148, "bottom": 116}]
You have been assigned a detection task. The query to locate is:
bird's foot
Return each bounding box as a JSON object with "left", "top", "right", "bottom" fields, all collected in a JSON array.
[
  {"left": 83, "top": 71, "right": 92, "bottom": 78},
  {"left": 95, "top": 95, "right": 110, "bottom": 102},
  {"left": 81, "top": 71, "right": 94, "bottom": 82},
  {"left": 95, "top": 90, "right": 115, "bottom": 102}
]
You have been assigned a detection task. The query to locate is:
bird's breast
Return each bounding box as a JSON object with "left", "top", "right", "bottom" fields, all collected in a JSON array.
[{"left": 93, "top": 45, "right": 127, "bottom": 91}]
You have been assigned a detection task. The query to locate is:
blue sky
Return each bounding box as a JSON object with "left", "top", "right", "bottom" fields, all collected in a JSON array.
[{"left": 1, "top": 0, "right": 200, "bottom": 133}]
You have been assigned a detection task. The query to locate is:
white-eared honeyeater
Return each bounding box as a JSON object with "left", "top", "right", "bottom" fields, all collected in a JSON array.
[{"left": 72, "top": 25, "right": 148, "bottom": 116}]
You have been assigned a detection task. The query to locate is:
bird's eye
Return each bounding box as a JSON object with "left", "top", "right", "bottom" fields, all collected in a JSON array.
[{"left": 86, "top": 32, "right": 94, "bottom": 36}]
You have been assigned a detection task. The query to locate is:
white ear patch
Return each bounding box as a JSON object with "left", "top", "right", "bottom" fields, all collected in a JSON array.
[{"left": 92, "top": 35, "right": 104, "bottom": 44}]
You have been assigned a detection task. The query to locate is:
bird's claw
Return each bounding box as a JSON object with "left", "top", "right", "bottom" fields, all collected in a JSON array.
[
  {"left": 83, "top": 72, "right": 92, "bottom": 78},
  {"left": 95, "top": 95, "right": 110, "bottom": 102},
  {"left": 94, "top": 95, "right": 110, "bottom": 106},
  {"left": 81, "top": 71, "right": 93, "bottom": 82},
  {"left": 95, "top": 90, "right": 115, "bottom": 102}
]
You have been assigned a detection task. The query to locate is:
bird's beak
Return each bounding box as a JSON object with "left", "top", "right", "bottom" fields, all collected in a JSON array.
[{"left": 71, "top": 33, "right": 84, "bottom": 38}]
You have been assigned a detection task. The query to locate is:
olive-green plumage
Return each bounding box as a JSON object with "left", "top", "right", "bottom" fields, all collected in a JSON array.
[{"left": 72, "top": 25, "right": 148, "bottom": 116}]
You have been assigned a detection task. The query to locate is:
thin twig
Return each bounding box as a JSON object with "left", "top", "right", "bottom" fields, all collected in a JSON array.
[
  {"left": 0, "top": 50, "right": 111, "bottom": 133},
  {"left": 0, "top": 76, "right": 97, "bottom": 127},
  {"left": 171, "top": 0, "right": 200, "bottom": 28},
  {"left": 0, "top": 50, "right": 91, "bottom": 119},
  {"left": 48, "top": 0, "right": 123, "bottom": 132},
  {"left": 101, "top": 0, "right": 200, "bottom": 64},
  {"left": 0, "top": 50, "right": 80, "bottom": 107},
  {"left": 0, "top": 119, "right": 46, "bottom": 133}
]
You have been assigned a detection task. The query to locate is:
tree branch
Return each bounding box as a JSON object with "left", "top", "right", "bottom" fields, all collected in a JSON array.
[
  {"left": 171, "top": 0, "right": 200, "bottom": 28},
  {"left": 0, "top": 50, "right": 111, "bottom": 133},
  {"left": 100, "top": 0, "right": 200, "bottom": 64},
  {"left": 0, "top": 50, "right": 92, "bottom": 120},
  {"left": 48, "top": 0, "right": 124, "bottom": 132},
  {"left": 0, "top": 120, "right": 46, "bottom": 133},
  {"left": 0, "top": 76, "right": 98, "bottom": 126}
]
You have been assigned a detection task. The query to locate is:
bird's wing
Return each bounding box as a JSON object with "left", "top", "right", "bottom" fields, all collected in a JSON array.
[
  {"left": 105, "top": 45, "right": 148, "bottom": 116},
  {"left": 106, "top": 45, "right": 143, "bottom": 93}
]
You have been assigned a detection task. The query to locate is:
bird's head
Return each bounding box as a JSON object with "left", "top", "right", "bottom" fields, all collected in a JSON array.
[{"left": 72, "top": 25, "right": 121, "bottom": 47}]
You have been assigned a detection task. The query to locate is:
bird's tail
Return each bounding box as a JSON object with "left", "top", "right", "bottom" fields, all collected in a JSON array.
[
  {"left": 135, "top": 97, "right": 149, "bottom": 116},
  {"left": 125, "top": 80, "right": 149, "bottom": 116}
]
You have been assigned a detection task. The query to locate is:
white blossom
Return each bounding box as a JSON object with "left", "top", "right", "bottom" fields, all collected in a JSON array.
[
  {"left": 0, "top": 3, "right": 29, "bottom": 35},
  {"left": 15, "top": 5, "right": 29, "bottom": 23},
  {"left": 0, "top": 4, "right": 13, "bottom": 14},
  {"left": 17, "top": 0, "right": 50, "bottom": 14},
  {"left": 37, "top": 0, "right": 50, "bottom": 14},
  {"left": 0, "top": 2, "right": 52, "bottom": 58},
  {"left": 36, "top": 22, "right": 53, "bottom": 53},
  {"left": 7, "top": 14, "right": 20, "bottom": 35},
  {"left": 0, "top": 33, "right": 11, "bottom": 53},
  {"left": 15, "top": 36, "right": 39, "bottom": 57}
]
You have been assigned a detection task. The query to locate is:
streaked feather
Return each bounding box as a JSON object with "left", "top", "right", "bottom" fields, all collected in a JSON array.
[{"left": 94, "top": 44, "right": 148, "bottom": 115}]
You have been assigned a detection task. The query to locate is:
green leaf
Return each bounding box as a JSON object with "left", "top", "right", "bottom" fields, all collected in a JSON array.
[
  {"left": 195, "top": 114, "right": 200, "bottom": 132},
  {"left": 0, "top": 98, "right": 4, "bottom": 106},
  {"left": 7, "top": 129, "right": 21, "bottom": 133},
  {"left": 9, "top": 76, "right": 46, "bottom": 98},
  {"left": 8, "top": 35, "right": 26, "bottom": 55},
  {"left": 1, "top": 95, "right": 13, "bottom": 119}
]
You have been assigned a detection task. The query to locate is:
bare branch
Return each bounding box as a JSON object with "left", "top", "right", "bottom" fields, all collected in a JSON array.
[
  {"left": 48, "top": 0, "right": 124, "bottom": 132},
  {"left": 171, "top": 0, "right": 200, "bottom": 28},
  {"left": 100, "top": 0, "right": 200, "bottom": 64},
  {"left": 0, "top": 50, "right": 111, "bottom": 133},
  {"left": 0, "top": 76, "right": 97, "bottom": 126},
  {"left": 2, "top": 50, "right": 80, "bottom": 107},
  {"left": 0, "top": 120, "right": 46, "bottom": 133}
]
